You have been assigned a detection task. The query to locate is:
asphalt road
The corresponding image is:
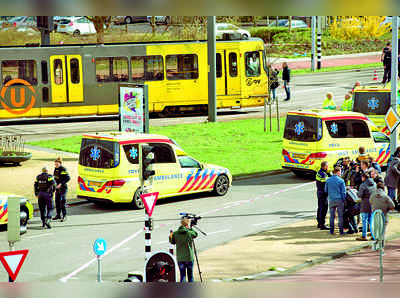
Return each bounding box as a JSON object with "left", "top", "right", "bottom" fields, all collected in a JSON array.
[
  {"left": 0, "top": 67, "right": 382, "bottom": 142},
  {"left": 0, "top": 173, "right": 316, "bottom": 282}
]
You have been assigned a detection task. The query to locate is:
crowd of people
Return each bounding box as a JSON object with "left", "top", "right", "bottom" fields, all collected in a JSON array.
[{"left": 316, "top": 146, "right": 398, "bottom": 240}]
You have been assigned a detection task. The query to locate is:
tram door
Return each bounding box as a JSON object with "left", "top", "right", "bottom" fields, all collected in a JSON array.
[
  {"left": 50, "top": 55, "right": 84, "bottom": 103},
  {"left": 216, "top": 50, "right": 241, "bottom": 96}
]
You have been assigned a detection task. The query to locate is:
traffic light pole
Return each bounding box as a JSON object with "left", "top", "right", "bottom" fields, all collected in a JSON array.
[
  {"left": 145, "top": 212, "right": 151, "bottom": 261},
  {"left": 207, "top": 16, "right": 217, "bottom": 122}
]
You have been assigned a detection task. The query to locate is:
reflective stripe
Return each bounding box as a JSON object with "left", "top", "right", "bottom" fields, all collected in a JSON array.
[
  {"left": 61, "top": 171, "right": 68, "bottom": 175},
  {"left": 316, "top": 173, "right": 326, "bottom": 182}
]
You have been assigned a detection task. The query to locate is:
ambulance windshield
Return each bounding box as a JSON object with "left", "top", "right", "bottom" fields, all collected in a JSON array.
[
  {"left": 353, "top": 92, "right": 390, "bottom": 115},
  {"left": 284, "top": 115, "right": 322, "bottom": 142},
  {"left": 79, "top": 138, "right": 120, "bottom": 169}
]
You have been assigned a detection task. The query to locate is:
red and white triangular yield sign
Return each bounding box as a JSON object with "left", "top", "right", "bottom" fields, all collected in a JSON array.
[
  {"left": 140, "top": 192, "right": 159, "bottom": 217},
  {"left": 0, "top": 249, "right": 28, "bottom": 281}
]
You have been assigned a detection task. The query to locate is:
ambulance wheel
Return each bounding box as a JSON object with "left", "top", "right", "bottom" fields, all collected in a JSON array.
[
  {"left": 20, "top": 210, "right": 28, "bottom": 226},
  {"left": 212, "top": 175, "right": 229, "bottom": 196},
  {"left": 131, "top": 188, "right": 144, "bottom": 209}
]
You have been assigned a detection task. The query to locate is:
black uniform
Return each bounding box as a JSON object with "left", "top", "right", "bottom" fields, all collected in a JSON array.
[
  {"left": 316, "top": 168, "right": 330, "bottom": 228},
  {"left": 34, "top": 172, "right": 56, "bottom": 226},
  {"left": 53, "top": 165, "right": 70, "bottom": 219}
]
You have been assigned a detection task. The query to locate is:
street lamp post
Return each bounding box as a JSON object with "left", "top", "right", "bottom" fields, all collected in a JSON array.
[
  {"left": 207, "top": 16, "right": 217, "bottom": 122},
  {"left": 390, "top": 16, "right": 399, "bottom": 151}
]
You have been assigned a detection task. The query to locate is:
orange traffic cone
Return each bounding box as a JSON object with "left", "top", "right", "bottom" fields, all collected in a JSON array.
[{"left": 373, "top": 70, "right": 378, "bottom": 81}]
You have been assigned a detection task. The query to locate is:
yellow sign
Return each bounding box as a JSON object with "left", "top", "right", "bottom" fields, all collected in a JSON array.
[{"left": 385, "top": 107, "right": 400, "bottom": 133}]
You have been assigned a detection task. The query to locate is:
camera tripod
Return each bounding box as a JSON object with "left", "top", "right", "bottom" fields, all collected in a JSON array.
[{"left": 192, "top": 225, "right": 207, "bottom": 283}]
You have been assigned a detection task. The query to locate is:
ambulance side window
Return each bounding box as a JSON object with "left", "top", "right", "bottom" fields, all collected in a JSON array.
[
  {"left": 351, "top": 121, "right": 370, "bottom": 138},
  {"left": 123, "top": 144, "right": 139, "bottom": 164},
  {"left": 149, "top": 143, "right": 176, "bottom": 163}
]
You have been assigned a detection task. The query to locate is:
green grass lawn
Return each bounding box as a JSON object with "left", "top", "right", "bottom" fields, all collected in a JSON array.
[
  {"left": 292, "top": 62, "right": 381, "bottom": 75},
  {"left": 28, "top": 118, "right": 285, "bottom": 176}
]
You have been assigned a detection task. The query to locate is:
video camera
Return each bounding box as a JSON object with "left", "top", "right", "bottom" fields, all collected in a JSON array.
[{"left": 179, "top": 212, "right": 202, "bottom": 227}]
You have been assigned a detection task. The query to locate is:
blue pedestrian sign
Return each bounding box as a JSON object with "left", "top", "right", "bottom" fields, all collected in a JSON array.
[{"left": 93, "top": 238, "right": 107, "bottom": 256}]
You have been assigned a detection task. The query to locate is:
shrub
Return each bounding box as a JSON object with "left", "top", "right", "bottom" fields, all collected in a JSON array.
[{"left": 250, "top": 27, "right": 310, "bottom": 43}]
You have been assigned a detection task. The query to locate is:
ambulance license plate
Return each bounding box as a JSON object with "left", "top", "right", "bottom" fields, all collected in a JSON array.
[
  {"left": 88, "top": 181, "right": 103, "bottom": 187},
  {"left": 292, "top": 153, "right": 306, "bottom": 159}
]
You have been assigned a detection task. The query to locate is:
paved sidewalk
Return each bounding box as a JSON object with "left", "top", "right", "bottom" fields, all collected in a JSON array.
[
  {"left": 267, "top": 238, "right": 400, "bottom": 282},
  {"left": 271, "top": 51, "right": 381, "bottom": 70}
]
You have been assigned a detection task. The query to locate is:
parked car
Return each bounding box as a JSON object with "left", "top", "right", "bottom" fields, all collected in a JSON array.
[
  {"left": 2, "top": 16, "right": 36, "bottom": 29},
  {"left": 57, "top": 16, "right": 96, "bottom": 36},
  {"left": 114, "top": 16, "right": 148, "bottom": 24},
  {"left": 268, "top": 19, "right": 308, "bottom": 28},
  {"left": 216, "top": 23, "right": 250, "bottom": 40},
  {"left": 146, "top": 16, "right": 171, "bottom": 25}
]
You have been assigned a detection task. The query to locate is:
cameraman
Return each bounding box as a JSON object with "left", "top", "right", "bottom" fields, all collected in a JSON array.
[{"left": 169, "top": 218, "right": 198, "bottom": 282}]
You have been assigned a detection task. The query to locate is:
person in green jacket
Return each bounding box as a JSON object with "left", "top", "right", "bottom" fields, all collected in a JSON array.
[
  {"left": 341, "top": 93, "right": 353, "bottom": 111},
  {"left": 170, "top": 218, "right": 198, "bottom": 282},
  {"left": 322, "top": 92, "right": 337, "bottom": 110}
]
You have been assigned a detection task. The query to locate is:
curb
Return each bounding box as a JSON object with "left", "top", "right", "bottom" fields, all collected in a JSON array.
[
  {"left": 233, "top": 169, "right": 290, "bottom": 181},
  {"left": 212, "top": 232, "right": 400, "bottom": 282}
]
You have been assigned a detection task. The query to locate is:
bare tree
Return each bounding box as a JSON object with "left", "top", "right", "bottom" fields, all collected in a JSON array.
[
  {"left": 150, "top": 16, "right": 156, "bottom": 35},
  {"left": 86, "top": 16, "right": 112, "bottom": 43}
]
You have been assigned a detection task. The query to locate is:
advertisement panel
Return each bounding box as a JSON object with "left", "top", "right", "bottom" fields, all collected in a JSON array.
[{"left": 119, "top": 84, "right": 149, "bottom": 133}]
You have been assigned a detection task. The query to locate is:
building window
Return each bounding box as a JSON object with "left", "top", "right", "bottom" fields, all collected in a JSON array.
[
  {"left": 2, "top": 60, "right": 37, "bottom": 85},
  {"left": 131, "top": 55, "right": 164, "bottom": 81},
  {"left": 166, "top": 54, "right": 198, "bottom": 80},
  {"left": 70, "top": 58, "right": 80, "bottom": 84},
  {"left": 245, "top": 51, "right": 260, "bottom": 77},
  {"left": 95, "top": 57, "right": 128, "bottom": 82}
]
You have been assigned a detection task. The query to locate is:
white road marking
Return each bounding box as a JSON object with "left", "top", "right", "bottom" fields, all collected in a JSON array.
[
  {"left": 25, "top": 233, "right": 54, "bottom": 239},
  {"left": 59, "top": 229, "right": 142, "bottom": 283},
  {"left": 156, "top": 240, "right": 169, "bottom": 245},
  {"left": 252, "top": 221, "right": 275, "bottom": 227},
  {"left": 207, "top": 229, "right": 230, "bottom": 236}
]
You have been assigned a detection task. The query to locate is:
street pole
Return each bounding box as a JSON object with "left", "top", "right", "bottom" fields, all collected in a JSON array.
[
  {"left": 97, "top": 256, "right": 102, "bottom": 283},
  {"left": 8, "top": 241, "right": 14, "bottom": 283},
  {"left": 317, "top": 16, "right": 322, "bottom": 70},
  {"left": 207, "top": 16, "right": 217, "bottom": 122},
  {"left": 390, "top": 16, "right": 398, "bottom": 151},
  {"left": 311, "top": 16, "right": 316, "bottom": 72}
]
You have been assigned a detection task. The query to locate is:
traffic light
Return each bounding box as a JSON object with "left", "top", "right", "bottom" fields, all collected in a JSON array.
[
  {"left": 37, "top": 16, "right": 54, "bottom": 31},
  {"left": 140, "top": 144, "right": 155, "bottom": 183},
  {"left": 145, "top": 252, "right": 178, "bottom": 282},
  {"left": 7, "top": 196, "right": 29, "bottom": 243}
]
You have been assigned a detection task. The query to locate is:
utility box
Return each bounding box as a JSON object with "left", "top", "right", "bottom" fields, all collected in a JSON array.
[{"left": 7, "top": 196, "right": 22, "bottom": 243}]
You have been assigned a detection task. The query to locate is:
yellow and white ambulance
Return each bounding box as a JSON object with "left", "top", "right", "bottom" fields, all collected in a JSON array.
[
  {"left": 282, "top": 110, "right": 391, "bottom": 175},
  {"left": 77, "top": 132, "right": 232, "bottom": 208},
  {"left": 0, "top": 193, "right": 33, "bottom": 226}
]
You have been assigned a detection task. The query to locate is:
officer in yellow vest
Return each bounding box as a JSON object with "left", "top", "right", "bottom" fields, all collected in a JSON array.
[
  {"left": 341, "top": 93, "right": 353, "bottom": 111},
  {"left": 322, "top": 92, "right": 336, "bottom": 110}
]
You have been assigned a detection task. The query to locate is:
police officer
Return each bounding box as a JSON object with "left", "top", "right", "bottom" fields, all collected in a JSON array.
[
  {"left": 52, "top": 157, "right": 70, "bottom": 222},
  {"left": 34, "top": 167, "right": 56, "bottom": 229},
  {"left": 316, "top": 161, "right": 330, "bottom": 230}
]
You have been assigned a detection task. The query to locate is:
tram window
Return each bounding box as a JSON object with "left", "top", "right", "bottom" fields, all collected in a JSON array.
[
  {"left": 42, "top": 87, "right": 49, "bottom": 102},
  {"left": 2, "top": 60, "right": 37, "bottom": 85},
  {"left": 70, "top": 58, "right": 80, "bottom": 84},
  {"left": 53, "top": 59, "right": 63, "bottom": 85},
  {"left": 131, "top": 55, "right": 164, "bottom": 81},
  {"left": 245, "top": 51, "right": 260, "bottom": 77},
  {"left": 229, "top": 53, "right": 238, "bottom": 77},
  {"left": 41, "top": 61, "right": 48, "bottom": 84},
  {"left": 95, "top": 57, "right": 128, "bottom": 82},
  {"left": 166, "top": 54, "right": 198, "bottom": 80},
  {"left": 216, "top": 53, "right": 222, "bottom": 78}
]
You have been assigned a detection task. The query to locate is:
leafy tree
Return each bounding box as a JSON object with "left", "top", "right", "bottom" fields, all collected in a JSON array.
[{"left": 86, "top": 16, "right": 112, "bottom": 43}]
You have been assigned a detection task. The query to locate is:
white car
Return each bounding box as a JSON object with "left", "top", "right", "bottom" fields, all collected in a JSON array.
[
  {"left": 216, "top": 23, "right": 250, "bottom": 40},
  {"left": 57, "top": 17, "right": 96, "bottom": 36}
]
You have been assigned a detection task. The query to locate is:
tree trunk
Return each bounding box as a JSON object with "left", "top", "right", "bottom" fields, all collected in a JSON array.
[
  {"left": 252, "top": 16, "right": 257, "bottom": 27},
  {"left": 151, "top": 16, "right": 156, "bottom": 35},
  {"left": 288, "top": 16, "right": 292, "bottom": 33}
]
